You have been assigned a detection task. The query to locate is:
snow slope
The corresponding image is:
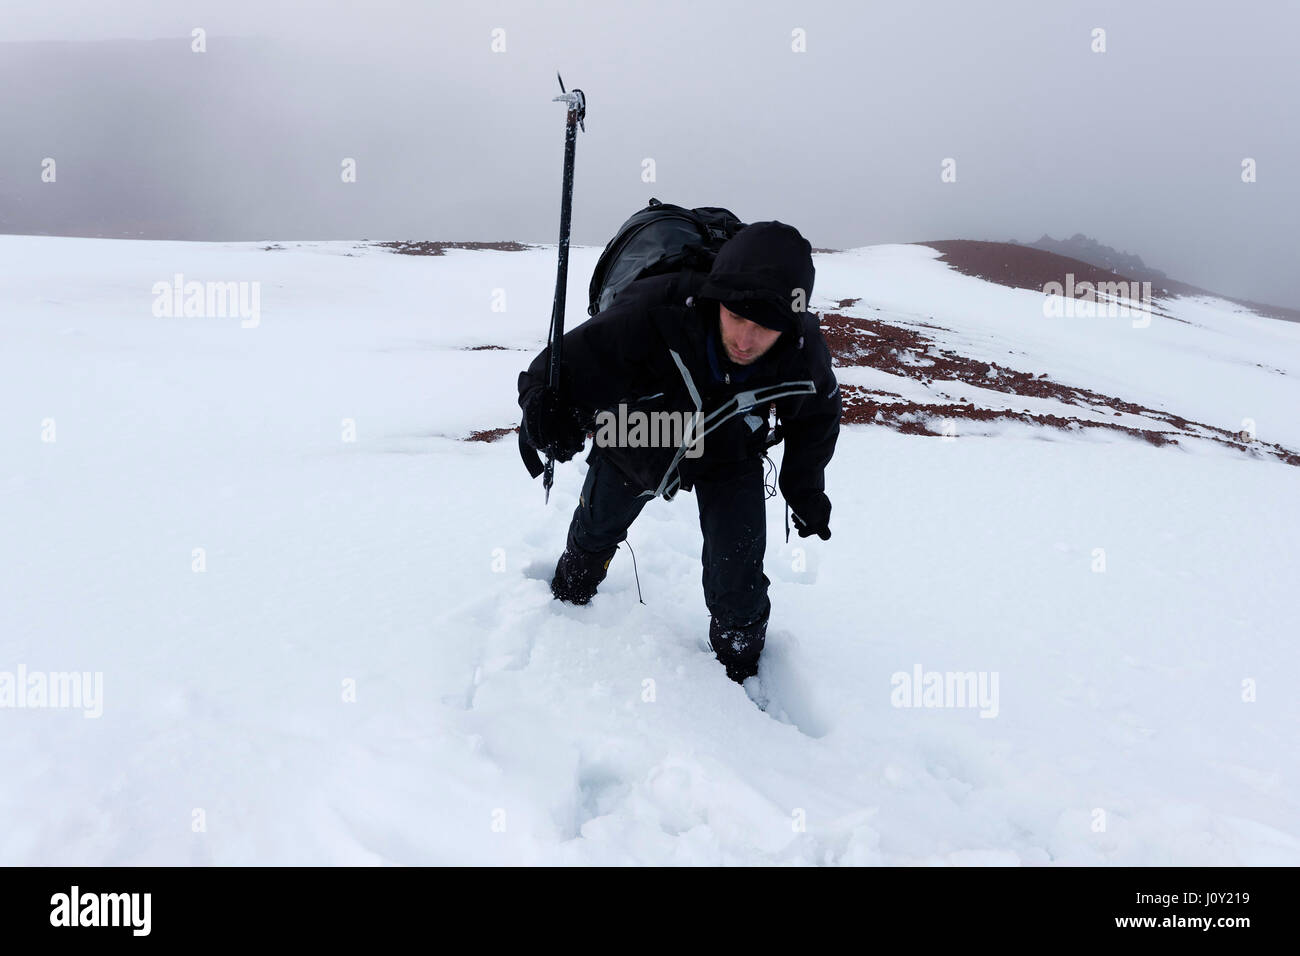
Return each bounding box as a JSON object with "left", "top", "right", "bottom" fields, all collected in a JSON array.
[{"left": 1, "top": 236, "right": 1296, "bottom": 865}]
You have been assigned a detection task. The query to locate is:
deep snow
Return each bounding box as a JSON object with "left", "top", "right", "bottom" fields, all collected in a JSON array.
[{"left": 1, "top": 236, "right": 1296, "bottom": 865}]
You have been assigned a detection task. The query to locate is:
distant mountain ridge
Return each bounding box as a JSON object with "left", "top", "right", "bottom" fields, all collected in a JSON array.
[
  {"left": 927, "top": 237, "right": 1300, "bottom": 325},
  {"left": 1017, "top": 233, "right": 1168, "bottom": 284}
]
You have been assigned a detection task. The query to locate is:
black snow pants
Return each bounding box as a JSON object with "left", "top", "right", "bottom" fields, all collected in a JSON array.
[{"left": 565, "top": 450, "right": 772, "bottom": 666}]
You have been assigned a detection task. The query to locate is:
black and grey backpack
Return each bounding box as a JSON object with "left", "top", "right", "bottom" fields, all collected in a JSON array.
[{"left": 587, "top": 198, "right": 746, "bottom": 317}]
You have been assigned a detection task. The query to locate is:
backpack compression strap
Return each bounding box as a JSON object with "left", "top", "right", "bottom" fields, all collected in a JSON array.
[{"left": 519, "top": 429, "right": 545, "bottom": 479}]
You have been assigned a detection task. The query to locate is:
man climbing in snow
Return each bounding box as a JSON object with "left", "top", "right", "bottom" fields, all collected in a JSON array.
[{"left": 517, "top": 221, "right": 840, "bottom": 684}]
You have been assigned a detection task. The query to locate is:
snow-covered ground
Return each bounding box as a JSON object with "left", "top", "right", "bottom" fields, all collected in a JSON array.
[{"left": 1, "top": 236, "right": 1297, "bottom": 865}]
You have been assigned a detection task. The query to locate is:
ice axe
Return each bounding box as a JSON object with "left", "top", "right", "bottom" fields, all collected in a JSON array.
[{"left": 519, "top": 72, "right": 586, "bottom": 503}]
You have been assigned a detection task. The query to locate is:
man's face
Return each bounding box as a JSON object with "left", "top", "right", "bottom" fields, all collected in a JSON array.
[{"left": 718, "top": 303, "right": 782, "bottom": 366}]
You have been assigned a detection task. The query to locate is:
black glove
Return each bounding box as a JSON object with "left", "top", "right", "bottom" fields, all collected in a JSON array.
[
  {"left": 521, "top": 385, "right": 587, "bottom": 462},
  {"left": 790, "top": 492, "right": 832, "bottom": 540}
]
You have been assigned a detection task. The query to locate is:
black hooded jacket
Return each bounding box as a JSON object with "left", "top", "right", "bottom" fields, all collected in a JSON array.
[{"left": 517, "top": 222, "right": 841, "bottom": 507}]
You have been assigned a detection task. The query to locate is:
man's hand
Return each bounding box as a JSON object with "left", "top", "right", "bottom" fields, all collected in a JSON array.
[
  {"left": 790, "top": 492, "right": 832, "bottom": 540},
  {"left": 521, "top": 385, "right": 587, "bottom": 462}
]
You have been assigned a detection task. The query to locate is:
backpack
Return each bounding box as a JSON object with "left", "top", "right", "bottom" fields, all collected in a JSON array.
[{"left": 587, "top": 198, "right": 746, "bottom": 317}]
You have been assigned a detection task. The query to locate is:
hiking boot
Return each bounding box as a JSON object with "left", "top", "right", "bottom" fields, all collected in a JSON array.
[
  {"left": 709, "top": 610, "right": 769, "bottom": 683},
  {"left": 551, "top": 541, "right": 618, "bottom": 605}
]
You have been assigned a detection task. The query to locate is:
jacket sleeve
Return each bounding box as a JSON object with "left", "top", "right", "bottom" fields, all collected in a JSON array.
[
  {"left": 774, "top": 316, "right": 841, "bottom": 505},
  {"left": 517, "top": 290, "right": 668, "bottom": 420}
]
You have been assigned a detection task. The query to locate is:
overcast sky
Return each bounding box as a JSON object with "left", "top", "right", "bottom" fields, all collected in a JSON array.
[{"left": 2, "top": 0, "right": 1296, "bottom": 307}]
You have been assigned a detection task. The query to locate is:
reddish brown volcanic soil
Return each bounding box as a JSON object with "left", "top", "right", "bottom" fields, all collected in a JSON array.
[
  {"left": 818, "top": 309, "right": 1299, "bottom": 467},
  {"left": 375, "top": 241, "right": 535, "bottom": 255},
  {"left": 923, "top": 240, "right": 1300, "bottom": 324},
  {"left": 923, "top": 240, "right": 1171, "bottom": 296},
  {"left": 467, "top": 426, "right": 518, "bottom": 443}
]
